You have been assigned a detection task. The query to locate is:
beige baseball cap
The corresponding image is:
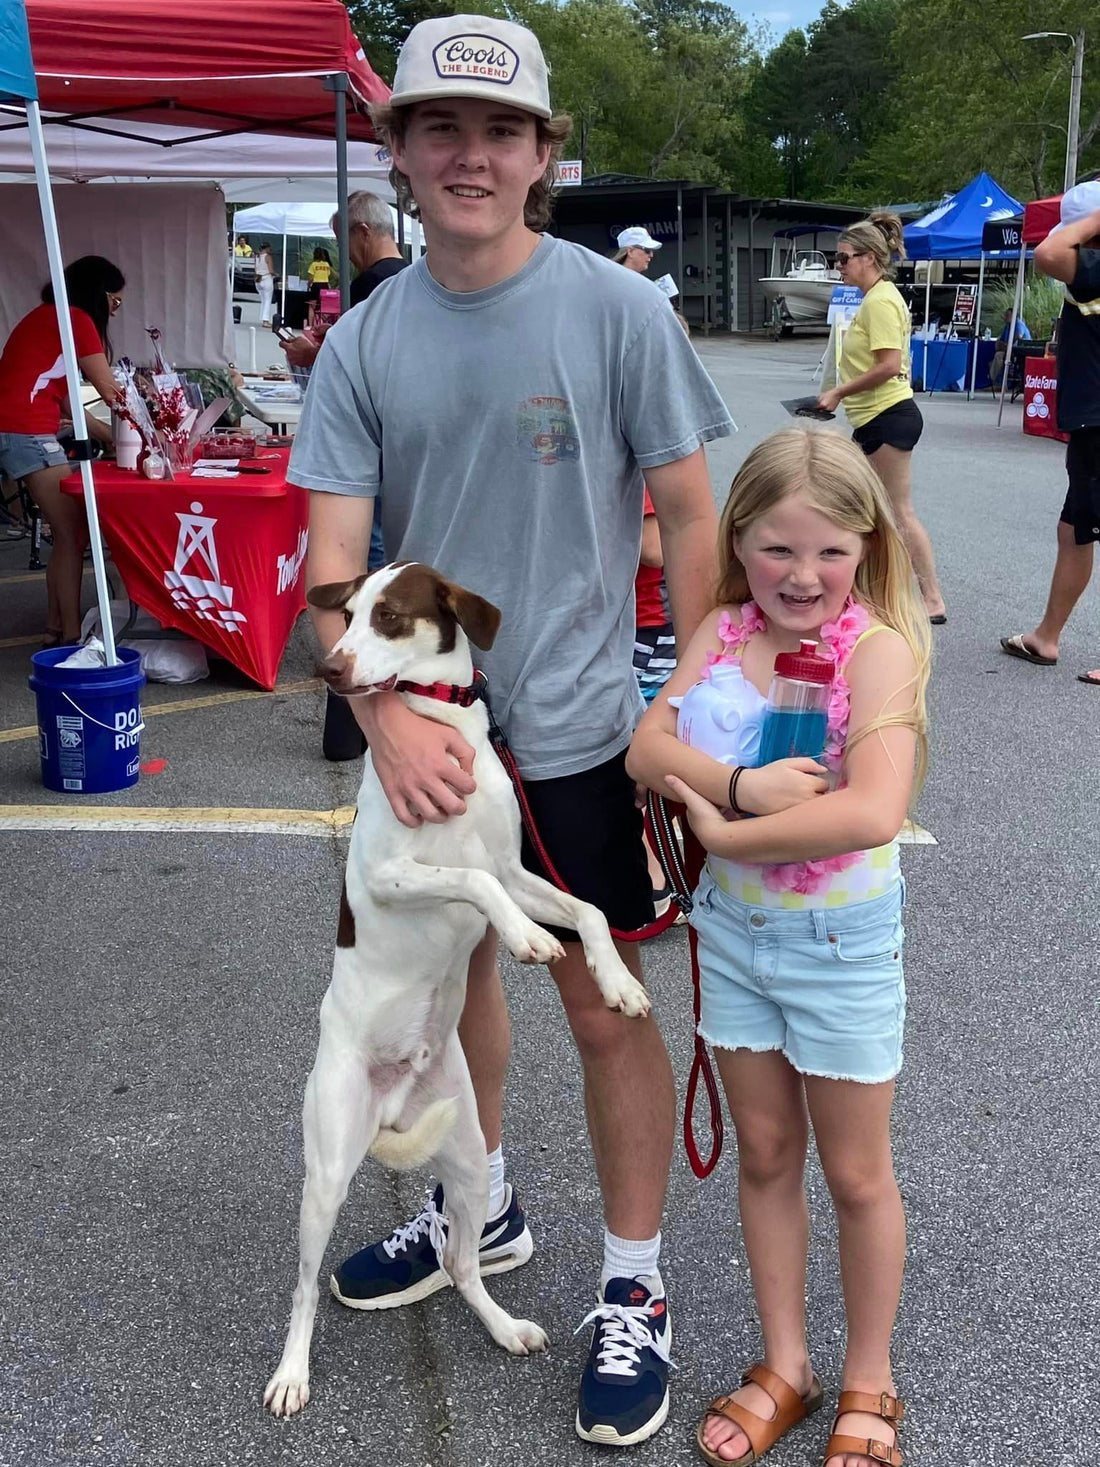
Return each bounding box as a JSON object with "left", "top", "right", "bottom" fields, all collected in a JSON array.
[{"left": 390, "top": 14, "right": 552, "bottom": 120}]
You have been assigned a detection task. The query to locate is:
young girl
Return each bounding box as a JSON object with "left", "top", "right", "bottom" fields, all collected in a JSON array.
[{"left": 628, "top": 427, "right": 930, "bottom": 1467}]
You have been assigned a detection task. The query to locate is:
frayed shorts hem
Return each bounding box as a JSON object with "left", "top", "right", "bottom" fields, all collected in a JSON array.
[{"left": 697, "top": 1029, "right": 902, "bottom": 1084}]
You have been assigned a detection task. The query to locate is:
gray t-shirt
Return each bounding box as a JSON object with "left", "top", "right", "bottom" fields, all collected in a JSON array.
[{"left": 287, "top": 234, "right": 733, "bottom": 779}]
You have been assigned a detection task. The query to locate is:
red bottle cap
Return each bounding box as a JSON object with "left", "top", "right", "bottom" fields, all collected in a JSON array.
[{"left": 773, "top": 639, "right": 834, "bottom": 684}]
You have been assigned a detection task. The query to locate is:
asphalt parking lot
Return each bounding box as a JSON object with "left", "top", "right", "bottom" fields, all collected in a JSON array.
[{"left": 2, "top": 333, "right": 1098, "bottom": 1466}]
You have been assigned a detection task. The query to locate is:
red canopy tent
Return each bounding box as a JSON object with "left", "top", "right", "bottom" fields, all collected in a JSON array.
[
  {"left": 1023, "top": 194, "right": 1063, "bottom": 245},
  {"left": 5, "top": 0, "right": 392, "bottom": 309},
  {"left": 21, "top": 0, "right": 389, "bottom": 141}
]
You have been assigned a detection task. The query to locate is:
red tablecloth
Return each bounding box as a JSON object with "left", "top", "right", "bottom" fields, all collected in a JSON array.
[
  {"left": 64, "top": 450, "right": 308, "bottom": 689},
  {"left": 1022, "top": 356, "right": 1070, "bottom": 444}
]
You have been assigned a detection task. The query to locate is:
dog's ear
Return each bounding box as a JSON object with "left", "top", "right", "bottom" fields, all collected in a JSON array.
[
  {"left": 307, "top": 575, "right": 369, "bottom": 612},
  {"left": 440, "top": 580, "right": 502, "bottom": 651}
]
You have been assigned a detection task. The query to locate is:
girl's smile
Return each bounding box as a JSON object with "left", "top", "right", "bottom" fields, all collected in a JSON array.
[{"left": 734, "top": 491, "right": 865, "bottom": 635}]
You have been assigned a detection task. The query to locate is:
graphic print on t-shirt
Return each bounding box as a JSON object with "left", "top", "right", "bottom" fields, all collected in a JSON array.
[{"left": 516, "top": 395, "right": 580, "bottom": 466}]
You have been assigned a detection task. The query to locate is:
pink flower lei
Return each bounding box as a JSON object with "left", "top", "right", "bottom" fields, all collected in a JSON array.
[{"left": 704, "top": 595, "right": 872, "bottom": 894}]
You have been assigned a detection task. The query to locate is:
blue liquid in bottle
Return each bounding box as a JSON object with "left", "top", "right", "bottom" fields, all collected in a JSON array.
[
  {"left": 756, "top": 639, "right": 833, "bottom": 769},
  {"left": 758, "top": 707, "right": 828, "bottom": 764}
]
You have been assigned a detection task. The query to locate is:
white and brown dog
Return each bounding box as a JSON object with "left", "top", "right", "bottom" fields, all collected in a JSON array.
[{"left": 264, "top": 562, "right": 651, "bottom": 1418}]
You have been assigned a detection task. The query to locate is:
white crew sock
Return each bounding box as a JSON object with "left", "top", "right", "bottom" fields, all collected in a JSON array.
[
  {"left": 487, "top": 1146, "right": 507, "bottom": 1218},
  {"left": 601, "top": 1228, "right": 662, "bottom": 1293}
]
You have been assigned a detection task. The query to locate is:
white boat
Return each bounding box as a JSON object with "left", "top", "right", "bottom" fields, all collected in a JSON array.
[{"left": 759, "top": 249, "right": 841, "bottom": 332}]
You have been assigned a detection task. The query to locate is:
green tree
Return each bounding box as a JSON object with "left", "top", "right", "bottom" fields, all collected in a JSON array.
[{"left": 854, "top": 0, "right": 1098, "bottom": 200}]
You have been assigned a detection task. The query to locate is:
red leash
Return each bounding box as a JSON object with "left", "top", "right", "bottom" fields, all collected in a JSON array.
[{"left": 644, "top": 790, "right": 725, "bottom": 1179}]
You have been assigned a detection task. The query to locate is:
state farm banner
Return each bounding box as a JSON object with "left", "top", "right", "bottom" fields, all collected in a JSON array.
[
  {"left": 65, "top": 454, "right": 308, "bottom": 688},
  {"left": 1022, "top": 357, "right": 1069, "bottom": 444}
]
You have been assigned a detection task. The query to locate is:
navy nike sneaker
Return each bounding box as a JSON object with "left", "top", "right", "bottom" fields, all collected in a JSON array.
[
  {"left": 330, "top": 1183, "right": 532, "bottom": 1310},
  {"left": 575, "top": 1275, "right": 672, "bottom": 1446}
]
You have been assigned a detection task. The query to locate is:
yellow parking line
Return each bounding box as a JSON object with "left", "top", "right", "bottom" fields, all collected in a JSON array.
[
  {"left": 0, "top": 804, "right": 356, "bottom": 836},
  {"left": 0, "top": 633, "right": 46, "bottom": 649},
  {"left": 0, "top": 566, "right": 95, "bottom": 586},
  {"left": 0, "top": 677, "right": 321, "bottom": 743}
]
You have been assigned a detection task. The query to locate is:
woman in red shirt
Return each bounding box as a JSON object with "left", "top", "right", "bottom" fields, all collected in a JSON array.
[{"left": 0, "top": 256, "right": 124, "bottom": 644}]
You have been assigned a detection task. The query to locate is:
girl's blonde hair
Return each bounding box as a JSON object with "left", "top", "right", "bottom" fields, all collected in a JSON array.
[
  {"left": 369, "top": 102, "right": 573, "bottom": 231},
  {"left": 839, "top": 211, "right": 906, "bottom": 278},
  {"left": 716, "top": 427, "right": 931, "bottom": 788}
]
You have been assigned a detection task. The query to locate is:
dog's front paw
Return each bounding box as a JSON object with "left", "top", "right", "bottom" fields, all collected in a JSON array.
[
  {"left": 500, "top": 918, "right": 566, "bottom": 966},
  {"left": 497, "top": 1317, "right": 549, "bottom": 1355},
  {"left": 590, "top": 958, "right": 652, "bottom": 1018},
  {"left": 263, "top": 1369, "right": 311, "bottom": 1418}
]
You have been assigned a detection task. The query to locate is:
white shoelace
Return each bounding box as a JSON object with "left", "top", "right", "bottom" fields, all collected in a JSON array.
[
  {"left": 574, "top": 1299, "right": 673, "bottom": 1377},
  {"left": 380, "top": 1195, "right": 447, "bottom": 1263}
]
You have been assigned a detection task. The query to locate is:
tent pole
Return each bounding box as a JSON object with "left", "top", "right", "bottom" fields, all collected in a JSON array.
[
  {"left": 968, "top": 250, "right": 986, "bottom": 399},
  {"left": 923, "top": 267, "right": 931, "bottom": 337},
  {"left": 676, "top": 186, "right": 684, "bottom": 304},
  {"left": 997, "top": 241, "right": 1027, "bottom": 428},
  {"left": 25, "top": 97, "right": 116, "bottom": 664},
  {"left": 280, "top": 231, "right": 287, "bottom": 323},
  {"left": 326, "top": 73, "right": 351, "bottom": 313}
]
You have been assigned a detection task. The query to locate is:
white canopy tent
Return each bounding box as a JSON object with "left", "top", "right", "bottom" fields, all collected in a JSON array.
[
  {"left": 0, "top": 111, "right": 395, "bottom": 202},
  {"left": 233, "top": 199, "right": 423, "bottom": 319}
]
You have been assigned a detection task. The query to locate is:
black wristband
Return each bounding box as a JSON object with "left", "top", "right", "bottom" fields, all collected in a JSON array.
[{"left": 727, "top": 765, "right": 747, "bottom": 816}]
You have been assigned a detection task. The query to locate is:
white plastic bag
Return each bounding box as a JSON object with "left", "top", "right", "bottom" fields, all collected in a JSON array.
[{"left": 80, "top": 600, "right": 209, "bottom": 684}]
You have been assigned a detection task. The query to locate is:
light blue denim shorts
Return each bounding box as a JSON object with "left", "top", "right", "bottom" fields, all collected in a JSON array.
[
  {"left": 0, "top": 430, "right": 68, "bottom": 480},
  {"left": 691, "top": 872, "right": 906, "bottom": 1084}
]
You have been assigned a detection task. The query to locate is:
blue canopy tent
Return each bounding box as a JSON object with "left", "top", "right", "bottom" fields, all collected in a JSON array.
[{"left": 902, "top": 172, "right": 1025, "bottom": 397}]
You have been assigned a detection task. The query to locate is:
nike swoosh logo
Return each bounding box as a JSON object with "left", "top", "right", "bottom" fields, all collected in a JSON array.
[{"left": 480, "top": 1218, "right": 512, "bottom": 1250}]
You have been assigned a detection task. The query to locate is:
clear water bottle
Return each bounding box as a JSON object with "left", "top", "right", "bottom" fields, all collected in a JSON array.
[{"left": 758, "top": 640, "right": 833, "bottom": 764}]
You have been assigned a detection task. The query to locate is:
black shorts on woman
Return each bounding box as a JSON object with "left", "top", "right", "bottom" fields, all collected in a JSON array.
[{"left": 852, "top": 398, "right": 924, "bottom": 456}]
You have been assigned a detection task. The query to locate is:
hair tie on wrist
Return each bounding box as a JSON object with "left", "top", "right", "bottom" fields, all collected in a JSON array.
[{"left": 728, "top": 766, "right": 747, "bottom": 816}]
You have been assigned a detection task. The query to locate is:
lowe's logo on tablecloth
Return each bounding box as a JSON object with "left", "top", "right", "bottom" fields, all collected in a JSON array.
[
  {"left": 277, "top": 527, "right": 309, "bottom": 596},
  {"left": 434, "top": 35, "right": 519, "bottom": 84}
]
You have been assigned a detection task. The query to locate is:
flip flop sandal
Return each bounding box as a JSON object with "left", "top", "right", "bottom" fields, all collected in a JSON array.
[
  {"left": 696, "top": 1363, "right": 824, "bottom": 1466},
  {"left": 1076, "top": 671, "right": 1100, "bottom": 686},
  {"left": 1000, "top": 634, "right": 1057, "bottom": 666},
  {"left": 823, "top": 1389, "right": 904, "bottom": 1466}
]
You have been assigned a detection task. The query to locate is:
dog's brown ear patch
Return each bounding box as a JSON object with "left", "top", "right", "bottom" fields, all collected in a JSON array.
[
  {"left": 337, "top": 878, "right": 356, "bottom": 948},
  {"left": 442, "top": 582, "right": 502, "bottom": 651},
  {"left": 307, "top": 575, "right": 369, "bottom": 612}
]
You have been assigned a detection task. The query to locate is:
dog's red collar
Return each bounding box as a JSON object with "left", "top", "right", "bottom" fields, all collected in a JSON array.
[{"left": 393, "top": 677, "right": 482, "bottom": 707}]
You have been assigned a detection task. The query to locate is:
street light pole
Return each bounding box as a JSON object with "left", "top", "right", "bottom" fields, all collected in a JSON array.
[
  {"left": 1066, "top": 29, "right": 1085, "bottom": 191},
  {"left": 1023, "top": 29, "right": 1087, "bottom": 190}
]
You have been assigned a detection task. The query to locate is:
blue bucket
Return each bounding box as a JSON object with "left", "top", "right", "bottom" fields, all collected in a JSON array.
[{"left": 28, "top": 646, "right": 146, "bottom": 794}]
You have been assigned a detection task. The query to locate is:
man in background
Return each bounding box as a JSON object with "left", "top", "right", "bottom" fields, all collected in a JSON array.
[
  {"left": 1000, "top": 181, "right": 1100, "bottom": 684},
  {"left": 989, "top": 306, "right": 1032, "bottom": 389},
  {"left": 280, "top": 191, "right": 408, "bottom": 759}
]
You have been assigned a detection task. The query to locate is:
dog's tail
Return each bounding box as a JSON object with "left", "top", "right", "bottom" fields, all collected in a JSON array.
[{"left": 369, "top": 1097, "right": 459, "bottom": 1171}]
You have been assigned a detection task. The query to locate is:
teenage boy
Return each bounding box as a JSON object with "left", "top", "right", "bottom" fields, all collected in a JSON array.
[{"left": 287, "top": 13, "right": 733, "bottom": 1445}]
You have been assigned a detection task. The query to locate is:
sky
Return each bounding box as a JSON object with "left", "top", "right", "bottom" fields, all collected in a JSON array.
[{"left": 735, "top": 0, "right": 827, "bottom": 42}]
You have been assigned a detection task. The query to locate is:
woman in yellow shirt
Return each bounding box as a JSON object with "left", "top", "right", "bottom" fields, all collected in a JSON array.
[
  {"left": 818, "top": 213, "right": 946, "bottom": 623},
  {"left": 306, "top": 248, "right": 336, "bottom": 326}
]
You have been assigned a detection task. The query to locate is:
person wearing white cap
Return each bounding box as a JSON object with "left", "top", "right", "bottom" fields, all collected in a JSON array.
[
  {"left": 614, "top": 225, "right": 662, "bottom": 273},
  {"left": 287, "top": 10, "right": 734, "bottom": 1446},
  {"left": 1000, "top": 179, "right": 1100, "bottom": 685}
]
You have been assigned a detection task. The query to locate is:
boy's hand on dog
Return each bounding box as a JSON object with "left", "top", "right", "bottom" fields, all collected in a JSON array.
[
  {"left": 359, "top": 694, "right": 477, "bottom": 826},
  {"left": 739, "top": 758, "right": 829, "bottom": 816}
]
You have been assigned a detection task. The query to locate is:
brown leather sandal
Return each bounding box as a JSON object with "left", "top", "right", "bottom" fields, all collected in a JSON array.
[
  {"left": 696, "top": 1362, "right": 825, "bottom": 1466},
  {"left": 823, "top": 1390, "right": 905, "bottom": 1465}
]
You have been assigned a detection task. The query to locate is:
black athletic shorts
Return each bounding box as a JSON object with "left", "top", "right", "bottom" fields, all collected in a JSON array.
[
  {"left": 519, "top": 750, "right": 654, "bottom": 944},
  {"left": 852, "top": 398, "right": 924, "bottom": 456},
  {"left": 1060, "top": 428, "right": 1100, "bottom": 545}
]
